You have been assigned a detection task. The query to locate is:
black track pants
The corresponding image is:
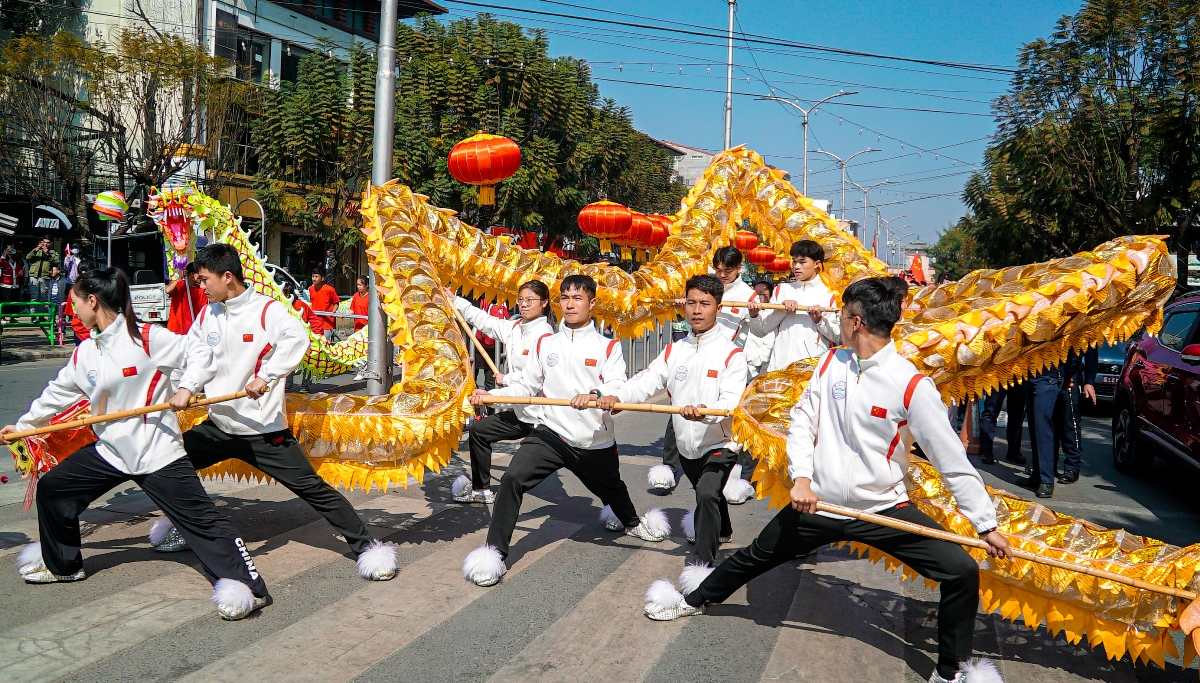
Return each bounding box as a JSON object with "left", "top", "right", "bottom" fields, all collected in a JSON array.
[{"left": 467, "top": 410, "right": 533, "bottom": 490}]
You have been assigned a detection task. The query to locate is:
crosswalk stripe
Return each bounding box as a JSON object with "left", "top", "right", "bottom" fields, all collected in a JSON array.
[
  {"left": 487, "top": 538, "right": 691, "bottom": 683},
  {"left": 0, "top": 495, "right": 437, "bottom": 683},
  {"left": 175, "top": 516, "right": 581, "bottom": 683},
  {"left": 758, "top": 547, "right": 914, "bottom": 682}
]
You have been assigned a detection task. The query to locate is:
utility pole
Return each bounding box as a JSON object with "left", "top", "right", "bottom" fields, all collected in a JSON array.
[
  {"left": 723, "top": 0, "right": 735, "bottom": 150},
  {"left": 850, "top": 180, "right": 889, "bottom": 245},
  {"left": 755, "top": 91, "right": 856, "bottom": 196},
  {"left": 813, "top": 148, "right": 879, "bottom": 224},
  {"left": 366, "top": 0, "right": 398, "bottom": 395}
]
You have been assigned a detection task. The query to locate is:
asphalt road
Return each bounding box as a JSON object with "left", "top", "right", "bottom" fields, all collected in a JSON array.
[{"left": 0, "top": 360, "right": 1197, "bottom": 682}]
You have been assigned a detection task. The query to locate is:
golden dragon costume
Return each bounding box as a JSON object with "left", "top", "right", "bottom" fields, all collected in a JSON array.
[{"left": 10, "top": 147, "right": 1197, "bottom": 670}]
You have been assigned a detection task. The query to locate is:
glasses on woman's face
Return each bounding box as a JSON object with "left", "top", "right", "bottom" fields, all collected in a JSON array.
[{"left": 516, "top": 298, "right": 546, "bottom": 307}]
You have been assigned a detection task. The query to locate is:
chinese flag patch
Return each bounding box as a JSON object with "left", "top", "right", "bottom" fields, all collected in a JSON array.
[
  {"left": 243, "top": 334, "right": 254, "bottom": 342},
  {"left": 522, "top": 349, "right": 529, "bottom": 355},
  {"left": 870, "top": 406, "right": 888, "bottom": 419},
  {"left": 122, "top": 366, "right": 138, "bottom": 377},
  {"left": 730, "top": 307, "right": 740, "bottom": 314},
  {"left": 584, "top": 358, "right": 597, "bottom": 367},
  {"left": 707, "top": 369, "right": 719, "bottom": 378}
]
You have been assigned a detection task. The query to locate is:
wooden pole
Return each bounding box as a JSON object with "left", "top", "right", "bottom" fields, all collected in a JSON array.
[
  {"left": 480, "top": 395, "right": 732, "bottom": 417},
  {"left": 814, "top": 500, "right": 1199, "bottom": 601},
  {"left": 637, "top": 298, "right": 837, "bottom": 312},
  {"left": 449, "top": 302, "right": 502, "bottom": 377},
  {"left": 1, "top": 388, "right": 268, "bottom": 443}
]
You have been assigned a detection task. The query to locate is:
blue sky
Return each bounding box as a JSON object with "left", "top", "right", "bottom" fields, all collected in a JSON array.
[{"left": 435, "top": 0, "right": 1082, "bottom": 248}]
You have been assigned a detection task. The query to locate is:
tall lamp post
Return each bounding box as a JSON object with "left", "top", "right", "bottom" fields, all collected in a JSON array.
[
  {"left": 879, "top": 213, "right": 906, "bottom": 265},
  {"left": 813, "top": 148, "right": 880, "bottom": 223},
  {"left": 754, "top": 91, "right": 857, "bottom": 196},
  {"left": 365, "top": 0, "right": 398, "bottom": 395},
  {"left": 723, "top": 0, "right": 735, "bottom": 150},
  {"left": 850, "top": 180, "right": 889, "bottom": 244}
]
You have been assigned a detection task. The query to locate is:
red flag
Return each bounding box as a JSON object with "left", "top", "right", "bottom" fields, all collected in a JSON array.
[
  {"left": 910, "top": 253, "right": 927, "bottom": 284},
  {"left": 871, "top": 232, "right": 878, "bottom": 257}
]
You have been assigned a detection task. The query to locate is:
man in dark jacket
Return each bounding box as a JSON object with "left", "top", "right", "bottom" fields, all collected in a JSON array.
[
  {"left": 26, "top": 238, "right": 61, "bottom": 302},
  {"left": 1020, "top": 348, "right": 1097, "bottom": 497}
]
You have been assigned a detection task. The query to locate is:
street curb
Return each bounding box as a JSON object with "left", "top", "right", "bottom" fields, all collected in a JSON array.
[{"left": 1, "top": 346, "right": 75, "bottom": 364}]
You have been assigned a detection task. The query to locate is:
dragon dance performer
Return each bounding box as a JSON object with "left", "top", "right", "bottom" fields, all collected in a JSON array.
[
  {"left": 463, "top": 274, "right": 670, "bottom": 587},
  {"left": 747, "top": 239, "right": 840, "bottom": 372},
  {"left": 450, "top": 280, "right": 556, "bottom": 505},
  {"left": 151, "top": 244, "right": 398, "bottom": 582},
  {"left": 645, "top": 277, "right": 1013, "bottom": 683},
  {"left": 649, "top": 247, "right": 757, "bottom": 505},
  {"left": 598, "top": 274, "right": 748, "bottom": 579},
  {"left": 2, "top": 268, "right": 270, "bottom": 620}
]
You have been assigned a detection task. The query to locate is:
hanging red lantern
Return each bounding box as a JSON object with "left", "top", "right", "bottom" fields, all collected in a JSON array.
[
  {"left": 747, "top": 245, "right": 776, "bottom": 271},
  {"left": 733, "top": 230, "right": 759, "bottom": 252},
  {"left": 627, "top": 212, "right": 657, "bottom": 247},
  {"left": 767, "top": 255, "right": 792, "bottom": 273},
  {"left": 447, "top": 131, "right": 521, "bottom": 206},
  {"left": 647, "top": 221, "right": 668, "bottom": 249},
  {"left": 578, "top": 200, "right": 633, "bottom": 239}
]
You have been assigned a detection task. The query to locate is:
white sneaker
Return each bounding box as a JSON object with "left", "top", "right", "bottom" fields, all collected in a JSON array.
[
  {"left": 211, "top": 579, "right": 268, "bottom": 620},
  {"left": 928, "top": 658, "right": 1004, "bottom": 683},
  {"left": 451, "top": 475, "right": 493, "bottom": 504},
  {"left": 149, "top": 520, "right": 190, "bottom": 552},
  {"left": 723, "top": 465, "right": 756, "bottom": 505},
  {"left": 644, "top": 578, "right": 703, "bottom": 621},
  {"left": 23, "top": 565, "right": 86, "bottom": 583},
  {"left": 462, "top": 545, "right": 506, "bottom": 587},
  {"left": 626, "top": 508, "right": 671, "bottom": 542},
  {"left": 356, "top": 540, "right": 398, "bottom": 581}
]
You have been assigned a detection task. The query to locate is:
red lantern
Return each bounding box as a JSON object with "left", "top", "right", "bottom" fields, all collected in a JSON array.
[
  {"left": 733, "top": 230, "right": 759, "bottom": 252},
  {"left": 447, "top": 131, "right": 521, "bottom": 206},
  {"left": 767, "top": 255, "right": 792, "bottom": 273},
  {"left": 647, "top": 221, "right": 667, "bottom": 249},
  {"left": 627, "top": 213, "right": 657, "bottom": 247},
  {"left": 747, "top": 245, "right": 776, "bottom": 271},
  {"left": 578, "top": 200, "right": 632, "bottom": 239}
]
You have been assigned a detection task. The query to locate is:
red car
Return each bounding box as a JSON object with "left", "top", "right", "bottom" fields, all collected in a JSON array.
[{"left": 1112, "top": 292, "right": 1200, "bottom": 474}]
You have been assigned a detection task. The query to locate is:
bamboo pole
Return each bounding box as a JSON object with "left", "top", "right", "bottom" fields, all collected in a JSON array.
[
  {"left": 814, "top": 500, "right": 1199, "bottom": 601},
  {"left": 480, "top": 395, "right": 732, "bottom": 417},
  {"left": 638, "top": 298, "right": 837, "bottom": 312},
  {"left": 448, "top": 302, "right": 502, "bottom": 376},
  {"left": 1, "top": 389, "right": 268, "bottom": 443}
]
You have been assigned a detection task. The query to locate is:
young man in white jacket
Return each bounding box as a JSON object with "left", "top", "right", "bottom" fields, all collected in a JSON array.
[
  {"left": 650, "top": 247, "right": 757, "bottom": 506},
  {"left": 2, "top": 268, "right": 269, "bottom": 620},
  {"left": 747, "top": 239, "right": 840, "bottom": 371},
  {"left": 645, "top": 276, "right": 1014, "bottom": 683},
  {"left": 451, "top": 280, "right": 555, "bottom": 504},
  {"left": 155, "top": 244, "right": 397, "bottom": 581},
  {"left": 598, "top": 274, "right": 748, "bottom": 583},
  {"left": 463, "top": 275, "right": 669, "bottom": 587}
]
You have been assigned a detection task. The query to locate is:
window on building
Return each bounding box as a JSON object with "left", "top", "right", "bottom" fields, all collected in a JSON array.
[
  {"left": 314, "top": 0, "right": 336, "bottom": 20},
  {"left": 280, "top": 44, "right": 311, "bottom": 83},
  {"left": 214, "top": 9, "right": 238, "bottom": 65}
]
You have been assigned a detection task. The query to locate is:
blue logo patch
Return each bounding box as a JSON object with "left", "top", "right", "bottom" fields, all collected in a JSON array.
[
  {"left": 674, "top": 366, "right": 688, "bottom": 381},
  {"left": 832, "top": 381, "right": 847, "bottom": 400},
  {"left": 87, "top": 370, "right": 98, "bottom": 386},
  {"left": 545, "top": 353, "right": 559, "bottom": 368},
  {"left": 206, "top": 332, "right": 220, "bottom": 347}
]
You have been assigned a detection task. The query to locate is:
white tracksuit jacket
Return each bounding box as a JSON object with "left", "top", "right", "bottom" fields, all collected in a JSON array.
[
  {"left": 454, "top": 296, "right": 554, "bottom": 424},
  {"left": 749, "top": 277, "right": 841, "bottom": 371},
  {"left": 787, "top": 343, "right": 997, "bottom": 533},
  {"left": 714, "top": 278, "right": 758, "bottom": 350},
  {"left": 182, "top": 288, "right": 310, "bottom": 435},
  {"left": 18, "top": 317, "right": 206, "bottom": 475},
  {"left": 616, "top": 325, "right": 748, "bottom": 459},
  {"left": 490, "top": 321, "right": 626, "bottom": 449}
]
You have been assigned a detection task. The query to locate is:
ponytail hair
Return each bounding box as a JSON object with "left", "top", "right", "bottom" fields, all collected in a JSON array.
[
  {"left": 72, "top": 267, "right": 142, "bottom": 343},
  {"left": 518, "top": 279, "right": 555, "bottom": 327}
]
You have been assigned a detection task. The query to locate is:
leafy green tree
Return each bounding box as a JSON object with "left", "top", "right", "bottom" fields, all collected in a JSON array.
[
  {"left": 928, "top": 219, "right": 987, "bottom": 280},
  {"left": 390, "top": 14, "right": 685, "bottom": 239},
  {"left": 963, "top": 0, "right": 1200, "bottom": 265}
]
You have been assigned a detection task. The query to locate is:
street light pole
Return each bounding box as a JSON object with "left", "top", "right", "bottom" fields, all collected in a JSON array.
[
  {"left": 813, "top": 148, "right": 879, "bottom": 224},
  {"left": 754, "top": 91, "right": 856, "bottom": 196},
  {"left": 850, "top": 180, "right": 889, "bottom": 245},
  {"left": 366, "top": 0, "right": 398, "bottom": 395},
  {"left": 723, "top": 0, "right": 735, "bottom": 150}
]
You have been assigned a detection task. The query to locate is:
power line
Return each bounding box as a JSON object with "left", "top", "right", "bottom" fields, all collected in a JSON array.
[{"left": 442, "top": 0, "right": 1018, "bottom": 74}]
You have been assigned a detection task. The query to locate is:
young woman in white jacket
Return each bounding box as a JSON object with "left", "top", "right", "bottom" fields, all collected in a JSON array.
[
  {"left": 1, "top": 268, "right": 270, "bottom": 621},
  {"left": 450, "top": 280, "right": 555, "bottom": 504}
]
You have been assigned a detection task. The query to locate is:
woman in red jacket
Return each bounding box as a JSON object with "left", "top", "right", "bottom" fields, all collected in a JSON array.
[{"left": 350, "top": 276, "right": 368, "bottom": 332}]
